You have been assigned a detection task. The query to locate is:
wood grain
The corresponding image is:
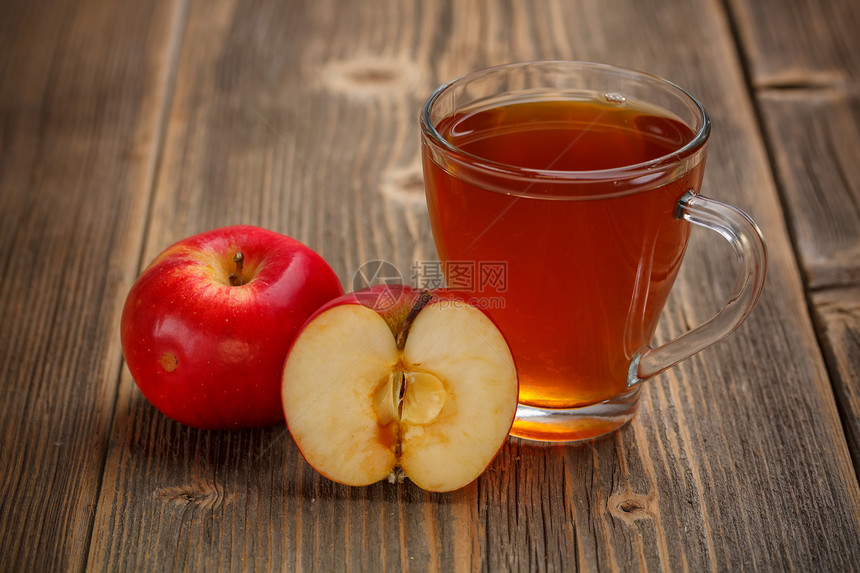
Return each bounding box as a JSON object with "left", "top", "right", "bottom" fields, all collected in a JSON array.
[
  {"left": 757, "top": 89, "right": 860, "bottom": 289},
  {"left": 0, "top": 0, "right": 181, "bottom": 569},
  {"left": 88, "top": 0, "right": 453, "bottom": 569},
  {"left": 733, "top": 0, "right": 860, "bottom": 472},
  {"left": 727, "top": 0, "right": 860, "bottom": 89},
  {"left": 812, "top": 287, "right": 860, "bottom": 472},
  {"left": 0, "top": 0, "right": 857, "bottom": 570},
  {"left": 83, "top": 0, "right": 860, "bottom": 571}
]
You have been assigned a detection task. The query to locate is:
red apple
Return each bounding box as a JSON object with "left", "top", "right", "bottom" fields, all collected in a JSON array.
[
  {"left": 281, "top": 286, "right": 519, "bottom": 491},
  {"left": 121, "top": 225, "right": 343, "bottom": 430}
]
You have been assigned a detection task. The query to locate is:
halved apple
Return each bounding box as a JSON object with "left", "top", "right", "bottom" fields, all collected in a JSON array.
[{"left": 281, "top": 287, "right": 518, "bottom": 492}]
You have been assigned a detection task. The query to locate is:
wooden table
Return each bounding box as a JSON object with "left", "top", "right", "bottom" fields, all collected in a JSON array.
[{"left": 2, "top": 0, "right": 859, "bottom": 570}]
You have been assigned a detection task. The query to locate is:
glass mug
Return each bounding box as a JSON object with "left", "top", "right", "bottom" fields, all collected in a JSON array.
[{"left": 419, "top": 61, "right": 766, "bottom": 442}]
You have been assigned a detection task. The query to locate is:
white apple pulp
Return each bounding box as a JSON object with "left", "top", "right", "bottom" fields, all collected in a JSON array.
[{"left": 282, "top": 299, "right": 518, "bottom": 492}]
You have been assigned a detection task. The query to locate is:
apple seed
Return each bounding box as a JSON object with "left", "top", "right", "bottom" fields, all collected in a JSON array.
[
  {"left": 401, "top": 371, "right": 448, "bottom": 425},
  {"left": 372, "top": 369, "right": 449, "bottom": 430}
]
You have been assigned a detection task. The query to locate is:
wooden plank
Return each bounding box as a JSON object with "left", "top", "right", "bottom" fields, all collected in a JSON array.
[
  {"left": 88, "top": 0, "right": 452, "bottom": 570},
  {"left": 737, "top": 0, "right": 860, "bottom": 467},
  {"left": 0, "top": 0, "right": 181, "bottom": 570},
  {"left": 812, "top": 287, "right": 860, "bottom": 471},
  {"left": 727, "top": 0, "right": 860, "bottom": 88},
  {"left": 468, "top": 1, "right": 860, "bottom": 566},
  {"left": 757, "top": 89, "right": 860, "bottom": 289},
  {"left": 88, "top": 0, "right": 860, "bottom": 571}
]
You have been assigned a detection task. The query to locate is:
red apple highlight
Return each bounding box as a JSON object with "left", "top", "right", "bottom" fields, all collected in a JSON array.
[
  {"left": 281, "top": 286, "right": 519, "bottom": 492},
  {"left": 121, "top": 225, "right": 343, "bottom": 430}
]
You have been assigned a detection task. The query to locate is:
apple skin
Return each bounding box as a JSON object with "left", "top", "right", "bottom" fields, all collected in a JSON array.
[
  {"left": 297, "top": 284, "right": 472, "bottom": 339},
  {"left": 121, "top": 225, "right": 343, "bottom": 430}
]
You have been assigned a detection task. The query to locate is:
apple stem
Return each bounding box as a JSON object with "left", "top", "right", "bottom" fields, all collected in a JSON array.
[
  {"left": 228, "top": 252, "right": 245, "bottom": 286},
  {"left": 395, "top": 290, "right": 434, "bottom": 350}
]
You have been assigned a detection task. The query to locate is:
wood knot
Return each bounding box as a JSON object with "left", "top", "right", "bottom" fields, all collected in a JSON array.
[
  {"left": 380, "top": 165, "right": 426, "bottom": 207},
  {"left": 618, "top": 499, "right": 644, "bottom": 513},
  {"left": 349, "top": 67, "right": 399, "bottom": 85},
  {"left": 180, "top": 491, "right": 206, "bottom": 503},
  {"left": 322, "top": 57, "right": 424, "bottom": 98},
  {"left": 154, "top": 481, "right": 231, "bottom": 511},
  {"left": 608, "top": 490, "right": 655, "bottom": 521}
]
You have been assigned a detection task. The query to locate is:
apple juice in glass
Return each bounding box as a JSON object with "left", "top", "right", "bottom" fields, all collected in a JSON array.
[{"left": 420, "top": 62, "right": 766, "bottom": 442}]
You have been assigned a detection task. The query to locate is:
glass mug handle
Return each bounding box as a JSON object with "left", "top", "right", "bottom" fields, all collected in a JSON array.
[{"left": 627, "top": 191, "right": 768, "bottom": 387}]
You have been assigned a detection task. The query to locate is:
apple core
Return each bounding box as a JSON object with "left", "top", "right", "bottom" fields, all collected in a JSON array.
[
  {"left": 401, "top": 371, "right": 448, "bottom": 425},
  {"left": 373, "top": 370, "right": 449, "bottom": 428}
]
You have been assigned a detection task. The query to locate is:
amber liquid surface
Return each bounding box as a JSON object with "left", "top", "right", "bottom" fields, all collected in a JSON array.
[{"left": 424, "top": 98, "right": 704, "bottom": 412}]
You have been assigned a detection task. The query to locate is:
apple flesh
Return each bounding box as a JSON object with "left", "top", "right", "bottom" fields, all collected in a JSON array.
[
  {"left": 281, "top": 287, "right": 518, "bottom": 491},
  {"left": 121, "top": 225, "right": 343, "bottom": 430}
]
